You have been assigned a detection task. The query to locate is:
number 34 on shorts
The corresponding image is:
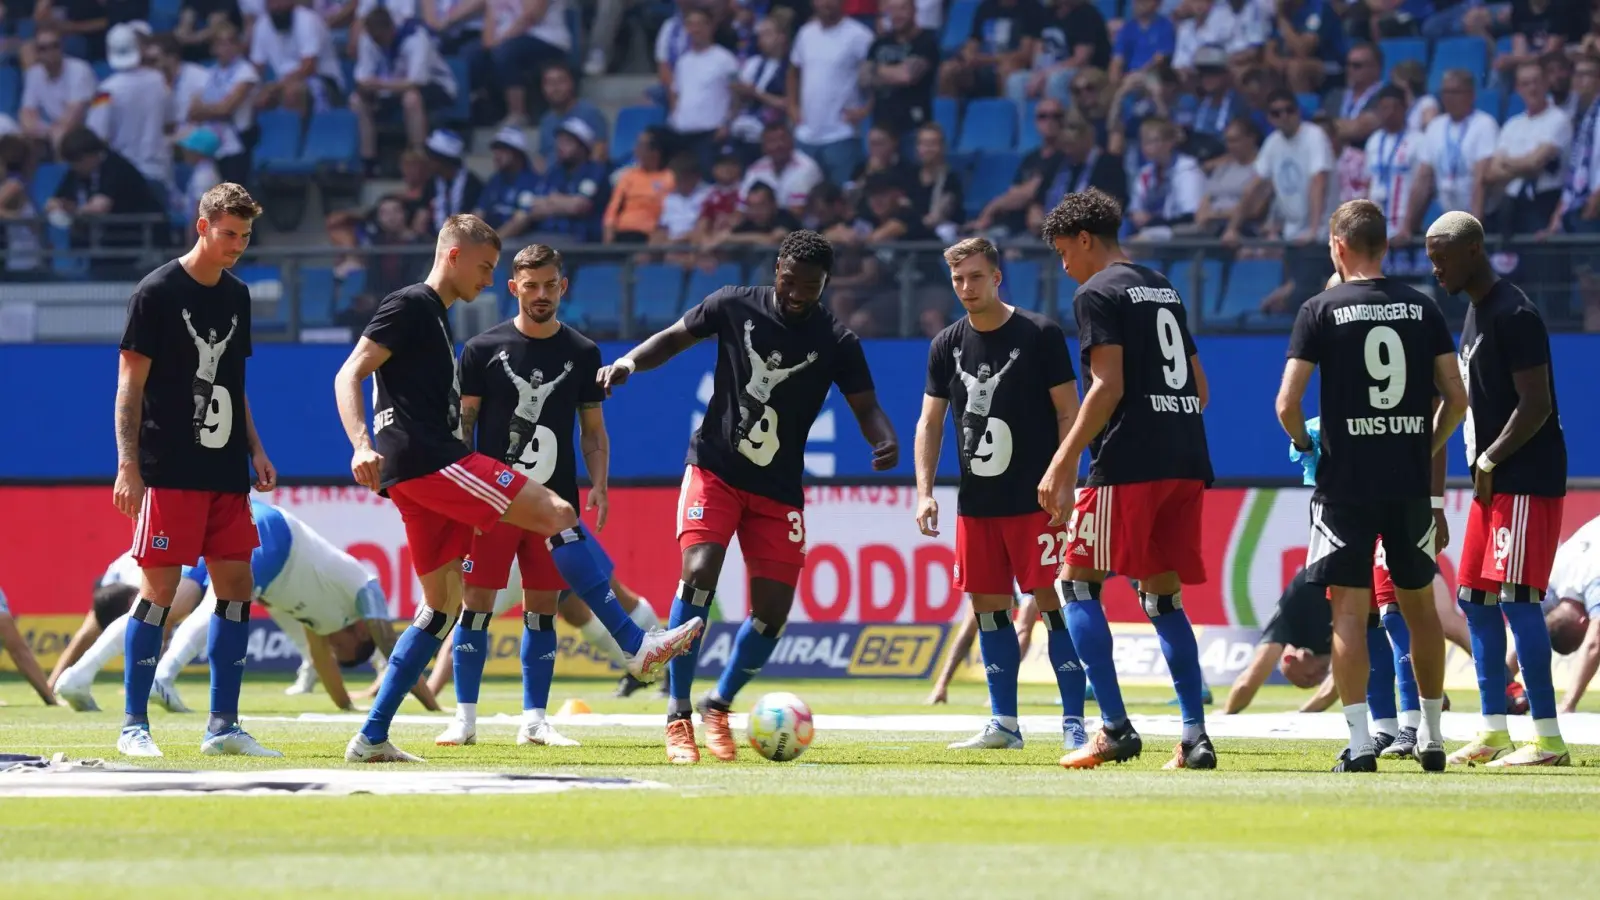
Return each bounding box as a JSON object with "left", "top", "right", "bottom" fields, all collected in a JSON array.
[{"left": 1061, "top": 480, "right": 1207, "bottom": 582}]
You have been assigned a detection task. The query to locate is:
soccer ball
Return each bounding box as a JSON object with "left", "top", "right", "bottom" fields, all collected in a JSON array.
[{"left": 746, "top": 692, "right": 814, "bottom": 761}]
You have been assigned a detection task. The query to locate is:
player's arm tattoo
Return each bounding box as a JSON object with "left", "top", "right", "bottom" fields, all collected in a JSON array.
[
  {"left": 579, "top": 405, "right": 610, "bottom": 490},
  {"left": 459, "top": 396, "right": 482, "bottom": 448},
  {"left": 1048, "top": 382, "right": 1081, "bottom": 446},
  {"left": 623, "top": 320, "right": 701, "bottom": 373},
  {"left": 115, "top": 351, "right": 151, "bottom": 469},
  {"left": 1480, "top": 363, "right": 1552, "bottom": 466},
  {"left": 335, "top": 338, "right": 393, "bottom": 449}
]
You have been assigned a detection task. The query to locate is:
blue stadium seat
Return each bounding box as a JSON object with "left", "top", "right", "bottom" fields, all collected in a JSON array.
[
  {"left": 29, "top": 163, "right": 66, "bottom": 212},
  {"left": 932, "top": 97, "right": 960, "bottom": 144},
  {"left": 0, "top": 66, "right": 18, "bottom": 116},
  {"left": 1295, "top": 92, "right": 1320, "bottom": 119},
  {"left": 235, "top": 264, "right": 288, "bottom": 333},
  {"left": 631, "top": 263, "right": 685, "bottom": 329},
  {"left": 252, "top": 109, "right": 305, "bottom": 173},
  {"left": 1167, "top": 257, "right": 1223, "bottom": 318},
  {"left": 337, "top": 267, "right": 366, "bottom": 310},
  {"left": 1000, "top": 260, "right": 1041, "bottom": 311},
  {"left": 1017, "top": 101, "right": 1041, "bottom": 153},
  {"left": 92, "top": 60, "right": 112, "bottom": 81},
  {"left": 570, "top": 264, "right": 623, "bottom": 333},
  {"left": 1475, "top": 84, "right": 1503, "bottom": 119},
  {"left": 148, "top": 0, "right": 181, "bottom": 32},
  {"left": 1430, "top": 36, "right": 1488, "bottom": 91},
  {"left": 1379, "top": 38, "right": 1428, "bottom": 81},
  {"left": 962, "top": 151, "right": 1020, "bottom": 218},
  {"left": 957, "top": 98, "right": 1017, "bottom": 154},
  {"left": 298, "top": 266, "right": 337, "bottom": 327},
  {"left": 1505, "top": 89, "right": 1525, "bottom": 120},
  {"left": 1094, "top": 0, "right": 1118, "bottom": 19},
  {"left": 440, "top": 56, "right": 472, "bottom": 125},
  {"left": 687, "top": 263, "right": 742, "bottom": 306},
  {"left": 612, "top": 106, "right": 664, "bottom": 165},
  {"left": 941, "top": 0, "right": 978, "bottom": 55},
  {"left": 301, "top": 109, "right": 360, "bottom": 173},
  {"left": 1216, "top": 259, "right": 1283, "bottom": 321},
  {"left": 1056, "top": 271, "right": 1079, "bottom": 321}
]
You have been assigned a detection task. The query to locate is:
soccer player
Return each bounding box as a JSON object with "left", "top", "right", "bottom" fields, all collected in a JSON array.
[
  {"left": 1368, "top": 546, "right": 1425, "bottom": 758},
  {"left": 597, "top": 230, "right": 900, "bottom": 764},
  {"left": 914, "top": 237, "right": 1088, "bottom": 752},
  {"left": 53, "top": 566, "right": 205, "bottom": 713},
  {"left": 334, "top": 216, "right": 702, "bottom": 763},
  {"left": 1424, "top": 211, "right": 1573, "bottom": 767},
  {"left": 1277, "top": 198, "right": 1465, "bottom": 773},
  {"left": 49, "top": 554, "right": 153, "bottom": 698},
  {"left": 1035, "top": 189, "right": 1217, "bottom": 771},
  {"left": 433, "top": 243, "right": 611, "bottom": 749},
  {"left": 0, "top": 586, "right": 55, "bottom": 706},
  {"left": 925, "top": 590, "right": 1045, "bottom": 706},
  {"left": 1223, "top": 569, "right": 1334, "bottom": 714},
  {"left": 112, "top": 182, "right": 278, "bottom": 759},
  {"left": 1552, "top": 517, "right": 1600, "bottom": 713}
]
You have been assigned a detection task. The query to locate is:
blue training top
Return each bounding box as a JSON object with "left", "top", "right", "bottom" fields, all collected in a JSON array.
[{"left": 180, "top": 499, "right": 294, "bottom": 594}]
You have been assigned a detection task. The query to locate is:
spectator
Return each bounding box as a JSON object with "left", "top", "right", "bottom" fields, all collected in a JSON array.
[
  {"left": 146, "top": 33, "right": 209, "bottom": 140},
  {"left": 1220, "top": 0, "right": 1270, "bottom": 60},
  {"left": 655, "top": 151, "right": 712, "bottom": 256},
  {"left": 811, "top": 182, "right": 880, "bottom": 318},
  {"left": 1011, "top": 0, "right": 1111, "bottom": 107},
  {"left": 1422, "top": 1, "right": 1507, "bottom": 41},
  {"left": 1236, "top": 64, "right": 1281, "bottom": 132},
  {"left": 1172, "top": 0, "right": 1235, "bottom": 75},
  {"left": 1126, "top": 117, "right": 1204, "bottom": 240},
  {"left": 1362, "top": 85, "right": 1426, "bottom": 251},
  {"left": 669, "top": 7, "right": 742, "bottom": 169},
  {"left": 605, "top": 125, "right": 674, "bottom": 244},
  {"left": 88, "top": 22, "right": 172, "bottom": 186},
  {"left": 481, "top": 0, "right": 572, "bottom": 127},
  {"left": 1028, "top": 113, "right": 1128, "bottom": 228},
  {"left": 0, "top": 113, "right": 15, "bottom": 137},
  {"left": 1543, "top": 53, "right": 1600, "bottom": 239},
  {"left": 46, "top": 127, "right": 168, "bottom": 276},
  {"left": 742, "top": 122, "right": 825, "bottom": 215},
  {"left": 849, "top": 123, "right": 914, "bottom": 199},
  {"left": 655, "top": 0, "right": 695, "bottom": 101},
  {"left": 349, "top": 0, "right": 423, "bottom": 53},
  {"left": 908, "top": 122, "right": 963, "bottom": 242},
  {"left": 351, "top": 8, "right": 457, "bottom": 173},
  {"left": 1322, "top": 41, "right": 1383, "bottom": 148},
  {"left": 537, "top": 63, "right": 608, "bottom": 166},
  {"left": 939, "top": 0, "right": 1042, "bottom": 99},
  {"left": 1390, "top": 58, "right": 1438, "bottom": 134},
  {"left": 19, "top": 26, "right": 96, "bottom": 156},
  {"left": 1583, "top": 5, "right": 1600, "bottom": 57},
  {"left": 1408, "top": 68, "right": 1500, "bottom": 224},
  {"left": 32, "top": 0, "right": 112, "bottom": 63},
  {"left": 1109, "top": 0, "right": 1176, "bottom": 88},
  {"left": 174, "top": 128, "right": 222, "bottom": 224},
  {"left": 472, "top": 125, "right": 541, "bottom": 236},
  {"left": 862, "top": 0, "right": 938, "bottom": 143},
  {"left": 0, "top": 133, "right": 42, "bottom": 278},
  {"left": 1188, "top": 46, "right": 1252, "bottom": 161},
  {"left": 186, "top": 24, "right": 259, "bottom": 186},
  {"left": 252, "top": 0, "right": 347, "bottom": 114},
  {"left": 971, "top": 96, "right": 1067, "bottom": 236},
  {"left": 417, "top": 128, "right": 485, "bottom": 233},
  {"left": 358, "top": 195, "right": 427, "bottom": 300},
  {"left": 420, "top": 0, "right": 486, "bottom": 55},
  {"left": 1108, "top": 61, "right": 1192, "bottom": 163},
  {"left": 834, "top": 172, "right": 938, "bottom": 336},
  {"left": 1480, "top": 62, "right": 1570, "bottom": 245},
  {"left": 788, "top": 0, "right": 875, "bottom": 187},
  {"left": 1268, "top": 0, "right": 1345, "bottom": 94},
  {"left": 583, "top": 0, "right": 627, "bottom": 75},
  {"left": 394, "top": 146, "right": 433, "bottom": 221},
  {"left": 728, "top": 15, "right": 792, "bottom": 162},
  {"left": 529, "top": 118, "right": 608, "bottom": 243},
  {"left": 1225, "top": 88, "right": 1337, "bottom": 312},
  {"left": 1545, "top": 50, "right": 1578, "bottom": 120},
  {"left": 175, "top": 0, "right": 246, "bottom": 63},
  {"left": 314, "top": 0, "right": 359, "bottom": 32},
  {"left": 695, "top": 151, "right": 745, "bottom": 241},
  {"left": 1068, "top": 67, "right": 1113, "bottom": 146},
  {"left": 1496, "top": 0, "right": 1584, "bottom": 80},
  {"left": 1189, "top": 116, "right": 1262, "bottom": 235},
  {"left": 704, "top": 180, "right": 800, "bottom": 250}
]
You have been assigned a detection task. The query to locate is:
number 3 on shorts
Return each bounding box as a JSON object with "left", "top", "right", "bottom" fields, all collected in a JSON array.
[{"left": 786, "top": 510, "right": 804, "bottom": 543}]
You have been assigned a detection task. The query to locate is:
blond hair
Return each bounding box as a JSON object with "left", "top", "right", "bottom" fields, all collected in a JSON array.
[
  {"left": 197, "top": 183, "right": 262, "bottom": 222},
  {"left": 437, "top": 214, "right": 502, "bottom": 252},
  {"left": 943, "top": 237, "right": 999, "bottom": 270}
]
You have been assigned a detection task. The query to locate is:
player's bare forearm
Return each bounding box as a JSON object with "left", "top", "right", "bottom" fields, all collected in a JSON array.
[
  {"left": 1430, "top": 353, "right": 1469, "bottom": 458},
  {"left": 1300, "top": 672, "right": 1338, "bottom": 712},
  {"left": 1276, "top": 360, "right": 1314, "bottom": 447},
  {"left": 306, "top": 632, "right": 352, "bottom": 710},
  {"left": 913, "top": 396, "right": 947, "bottom": 499},
  {"left": 49, "top": 612, "right": 102, "bottom": 685},
  {"left": 579, "top": 406, "right": 610, "bottom": 490},
  {"left": 1056, "top": 375, "right": 1120, "bottom": 475},
  {"left": 1483, "top": 364, "right": 1552, "bottom": 465},
  {"left": 1430, "top": 398, "right": 1447, "bottom": 497},
  {"left": 459, "top": 396, "right": 482, "bottom": 448},
  {"left": 847, "top": 391, "right": 900, "bottom": 469},
  {"left": 335, "top": 338, "right": 391, "bottom": 450},
  {"left": 1562, "top": 623, "right": 1600, "bottom": 713},
  {"left": 0, "top": 617, "right": 55, "bottom": 704},
  {"left": 115, "top": 351, "right": 150, "bottom": 470},
  {"left": 623, "top": 320, "right": 699, "bottom": 373},
  {"left": 1224, "top": 643, "right": 1280, "bottom": 714},
  {"left": 1049, "top": 382, "right": 1080, "bottom": 445}
]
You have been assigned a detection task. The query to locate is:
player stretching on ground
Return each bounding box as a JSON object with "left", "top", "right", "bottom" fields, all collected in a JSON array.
[
  {"left": 112, "top": 183, "right": 278, "bottom": 759},
  {"left": 334, "top": 216, "right": 701, "bottom": 763},
  {"left": 915, "top": 237, "right": 1089, "bottom": 752},
  {"left": 1426, "top": 211, "right": 1573, "bottom": 767},
  {"left": 433, "top": 244, "right": 610, "bottom": 749},
  {"left": 598, "top": 230, "right": 900, "bottom": 764},
  {"left": 1277, "top": 199, "right": 1464, "bottom": 772},
  {"left": 1036, "top": 189, "right": 1216, "bottom": 771},
  {"left": 0, "top": 587, "right": 55, "bottom": 706}
]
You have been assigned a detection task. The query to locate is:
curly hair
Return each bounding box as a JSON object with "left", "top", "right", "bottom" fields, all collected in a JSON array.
[
  {"left": 1039, "top": 188, "right": 1123, "bottom": 243},
  {"left": 777, "top": 229, "right": 835, "bottom": 273}
]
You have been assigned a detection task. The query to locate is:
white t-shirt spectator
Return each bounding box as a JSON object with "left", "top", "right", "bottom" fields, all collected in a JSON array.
[
  {"left": 490, "top": 0, "right": 572, "bottom": 50},
  {"left": 654, "top": 13, "right": 690, "bottom": 71},
  {"left": 1421, "top": 110, "right": 1498, "bottom": 216},
  {"left": 660, "top": 183, "right": 712, "bottom": 239},
  {"left": 88, "top": 68, "right": 173, "bottom": 184},
  {"left": 1173, "top": 2, "right": 1240, "bottom": 70},
  {"left": 169, "top": 62, "right": 211, "bottom": 131},
  {"left": 1362, "top": 128, "right": 1425, "bottom": 234},
  {"left": 1131, "top": 153, "right": 1204, "bottom": 225},
  {"left": 196, "top": 59, "right": 261, "bottom": 159},
  {"left": 669, "top": 43, "right": 740, "bottom": 134},
  {"left": 21, "top": 57, "right": 98, "bottom": 127},
  {"left": 1495, "top": 105, "right": 1572, "bottom": 197},
  {"left": 250, "top": 6, "right": 347, "bottom": 86},
  {"left": 1406, "top": 95, "right": 1439, "bottom": 135},
  {"left": 742, "top": 151, "right": 825, "bottom": 209},
  {"left": 182, "top": 158, "right": 222, "bottom": 220},
  {"left": 0, "top": 113, "right": 17, "bottom": 137},
  {"left": 355, "top": 24, "right": 458, "bottom": 97},
  {"left": 1255, "top": 121, "right": 1337, "bottom": 240},
  {"left": 356, "top": 0, "right": 420, "bottom": 23},
  {"left": 789, "top": 16, "right": 874, "bottom": 145}
]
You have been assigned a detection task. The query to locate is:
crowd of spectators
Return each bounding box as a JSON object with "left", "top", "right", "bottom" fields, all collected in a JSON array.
[{"left": 3, "top": 0, "right": 1600, "bottom": 333}]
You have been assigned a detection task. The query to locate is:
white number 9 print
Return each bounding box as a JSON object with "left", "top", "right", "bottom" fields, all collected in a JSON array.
[
  {"left": 199, "top": 385, "right": 233, "bottom": 449},
  {"left": 738, "top": 406, "right": 781, "bottom": 467},
  {"left": 1364, "top": 325, "right": 1406, "bottom": 409},
  {"left": 1155, "top": 307, "right": 1189, "bottom": 390}
]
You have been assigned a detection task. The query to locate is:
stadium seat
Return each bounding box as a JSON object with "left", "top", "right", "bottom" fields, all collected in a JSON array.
[
  {"left": 957, "top": 98, "right": 1017, "bottom": 154},
  {"left": 1216, "top": 259, "right": 1283, "bottom": 321},
  {"left": 148, "top": 0, "right": 181, "bottom": 32},
  {"left": 940, "top": 0, "right": 978, "bottom": 55},
  {"left": 1379, "top": 38, "right": 1428, "bottom": 81},
  {"left": 252, "top": 109, "right": 305, "bottom": 173},
  {"left": 1295, "top": 92, "right": 1320, "bottom": 119},
  {"left": 962, "top": 151, "right": 1020, "bottom": 218},
  {"left": 630, "top": 263, "right": 685, "bottom": 329},
  {"left": 297, "top": 266, "right": 337, "bottom": 328},
  {"left": 28, "top": 163, "right": 66, "bottom": 213},
  {"left": 235, "top": 264, "right": 288, "bottom": 333},
  {"left": 1017, "top": 101, "right": 1041, "bottom": 153},
  {"left": 1056, "top": 271, "right": 1079, "bottom": 321},
  {"left": 1475, "top": 85, "right": 1504, "bottom": 119},
  {"left": 1167, "top": 257, "right": 1224, "bottom": 317},
  {"left": 686, "top": 262, "right": 743, "bottom": 305},
  {"left": 570, "top": 263, "right": 623, "bottom": 333},
  {"left": 1505, "top": 89, "right": 1525, "bottom": 120},
  {"left": 439, "top": 56, "right": 472, "bottom": 126},
  {"left": 932, "top": 97, "right": 960, "bottom": 144},
  {"left": 300, "top": 109, "right": 361, "bottom": 173},
  {"left": 1430, "top": 36, "right": 1489, "bottom": 91},
  {"left": 337, "top": 267, "right": 366, "bottom": 310},
  {"left": 0, "top": 66, "right": 17, "bottom": 117},
  {"left": 1000, "top": 259, "right": 1042, "bottom": 311},
  {"left": 92, "top": 60, "right": 112, "bottom": 81},
  {"left": 612, "top": 106, "right": 664, "bottom": 165}
]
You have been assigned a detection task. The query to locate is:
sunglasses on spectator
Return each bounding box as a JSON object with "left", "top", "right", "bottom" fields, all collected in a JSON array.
[{"left": 1268, "top": 105, "right": 1297, "bottom": 118}]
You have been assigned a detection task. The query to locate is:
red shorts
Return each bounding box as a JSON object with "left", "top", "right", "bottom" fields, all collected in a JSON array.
[
  {"left": 1372, "top": 540, "right": 1395, "bottom": 610},
  {"left": 954, "top": 511, "right": 1060, "bottom": 595},
  {"left": 1458, "top": 494, "right": 1564, "bottom": 592},
  {"left": 677, "top": 465, "right": 805, "bottom": 586},
  {"left": 388, "top": 453, "right": 527, "bottom": 577},
  {"left": 463, "top": 521, "right": 563, "bottom": 591},
  {"left": 1063, "top": 479, "right": 1206, "bottom": 583},
  {"left": 131, "top": 487, "right": 259, "bottom": 568}
]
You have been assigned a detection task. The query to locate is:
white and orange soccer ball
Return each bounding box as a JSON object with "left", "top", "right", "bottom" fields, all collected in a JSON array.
[{"left": 747, "top": 692, "right": 814, "bottom": 762}]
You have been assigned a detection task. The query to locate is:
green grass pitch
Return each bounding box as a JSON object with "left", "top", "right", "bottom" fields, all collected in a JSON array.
[{"left": 4, "top": 673, "right": 1600, "bottom": 899}]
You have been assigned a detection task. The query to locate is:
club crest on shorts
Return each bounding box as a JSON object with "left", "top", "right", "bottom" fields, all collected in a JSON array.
[
  {"left": 462, "top": 559, "right": 475, "bottom": 573},
  {"left": 496, "top": 470, "right": 514, "bottom": 488},
  {"left": 687, "top": 506, "right": 704, "bottom": 520},
  {"left": 152, "top": 535, "right": 170, "bottom": 550}
]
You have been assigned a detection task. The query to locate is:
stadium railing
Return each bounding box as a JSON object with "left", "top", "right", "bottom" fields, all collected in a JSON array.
[{"left": 3, "top": 234, "right": 1598, "bottom": 342}]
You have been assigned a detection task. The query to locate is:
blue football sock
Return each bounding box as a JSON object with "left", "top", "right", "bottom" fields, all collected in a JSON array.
[
  {"left": 1502, "top": 587, "right": 1557, "bottom": 720},
  {"left": 1365, "top": 618, "right": 1398, "bottom": 723},
  {"left": 712, "top": 617, "right": 781, "bottom": 707},
  {"left": 1042, "top": 609, "right": 1086, "bottom": 720},
  {"left": 1060, "top": 580, "right": 1128, "bottom": 727},
  {"left": 521, "top": 612, "right": 557, "bottom": 712},
  {"left": 1381, "top": 605, "right": 1419, "bottom": 713},
  {"left": 547, "top": 524, "right": 644, "bottom": 655},
  {"left": 451, "top": 611, "right": 491, "bottom": 706},
  {"left": 360, "top": 608, "right": 452, "bottom": 744},
  {"left": 667, "top": 581, "right": 713, "bottom": 717},
  {"left": 206, "top": 598, "right": 251, "bottom": 734},
  {"left": 1145, "top": 591, "right": 1205, "bottom": 738},
  {"left": 123, "top": 599, "right": 168, "bottom": 728},
  {"left": 975, "top": 609, "right": 1021, "bottom": 721},
  {"left": 1458, "top": 588, "right": 1509, "bottom": 717}
]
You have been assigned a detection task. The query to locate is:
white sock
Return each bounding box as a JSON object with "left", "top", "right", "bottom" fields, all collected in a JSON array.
[
  {"left": 1419, "top": 697, "right": 1444, "bottom": 746},
  {"left": 995, "top": 715, "right": 1019, "bottom": 732},
  {"left": 523, "top": 707, "right": 545, "bottom": 726},
  {"left": 457, "top": 702, "right": 477, "bottom": 729},
  {"left": 1484, "top": 713, "right": 1508, "bottom": 734},
  {"left": 155, "top": 604, "right": 212, "bottom": 683},
  {"left": 629, "top": 598, "right": 661, "bottom": 631},
  {"left": 1534, "top": 717, "right": 1562, "bottom": 740},
  {"left": 579, "top": 617, "right": 628, "bottom": 667},
  {"left": 1401, "top": 709, "right": 1420, "bottom": 730},
  {"left": 1373, "top": 717, "right": 1398, "bottom": 737},
  {"left": 1343, "top": 703, "right": 1373, "bottom": 756},
  {"left": 71, "top": 612, "right": 130, "bottom": 680}
]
